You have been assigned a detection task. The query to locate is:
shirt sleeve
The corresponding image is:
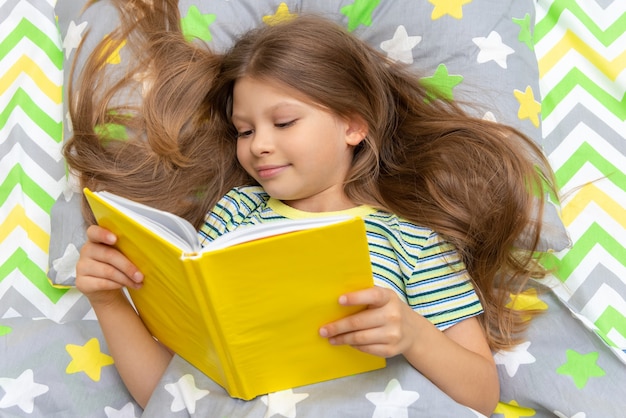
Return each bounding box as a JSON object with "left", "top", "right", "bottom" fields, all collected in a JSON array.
[{"left": 406, "top": 231, "right": 483, "bottom": 330}]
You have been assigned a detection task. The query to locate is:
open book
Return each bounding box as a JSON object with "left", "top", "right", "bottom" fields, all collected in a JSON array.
[{"left": 83, "top": 188, "right": 386, "bottom": 400}]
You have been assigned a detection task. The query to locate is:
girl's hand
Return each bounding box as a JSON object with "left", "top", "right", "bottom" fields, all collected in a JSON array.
[
  {"left": 319, "top": 286, "right": 422, "bottom": 358},
  {"left": 320, "top": 286, "right": 498, "bottom": 416},
  {"left": 75, "top": 225, "right": 143, "bottom": 305}
]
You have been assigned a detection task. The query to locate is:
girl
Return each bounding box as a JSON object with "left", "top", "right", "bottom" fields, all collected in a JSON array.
[{"left": 67, "top": 4, "right": 553, "bottom": 416}]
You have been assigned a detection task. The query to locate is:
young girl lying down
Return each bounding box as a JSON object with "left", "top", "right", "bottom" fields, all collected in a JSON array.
[{"left": 65, "top": 3, "right": 553, "bottom": 415}]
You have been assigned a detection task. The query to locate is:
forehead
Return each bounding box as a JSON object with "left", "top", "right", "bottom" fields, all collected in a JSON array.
[
  {"left": 232, "top": 76, "right": 314, "bottom": 106},
  {"left": 230, "top": 77, "right": 343, "bottom": 127}
]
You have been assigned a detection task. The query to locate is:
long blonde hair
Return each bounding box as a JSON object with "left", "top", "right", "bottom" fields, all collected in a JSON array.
[
  {"left": 207, "top": 16, "right": 554, "bottom": 349},
  {"left": 64, "top": 0, "right": 248, "bottom": 226},
  {"left": 65, "top": 2, "right": 554, "bottom": 349}
]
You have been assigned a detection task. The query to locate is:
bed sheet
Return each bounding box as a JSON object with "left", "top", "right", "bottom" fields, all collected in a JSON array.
[
  {"left": 1, "top": 0, "right": 625, "bottom": 417},
  {"left": 533, "top": 0, "right": 626, "bottom": 365}
]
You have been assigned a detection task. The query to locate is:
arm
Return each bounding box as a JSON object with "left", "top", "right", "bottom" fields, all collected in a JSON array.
[
  {"left": 319, "top": 287, "right": 499, "bottom": 416},
  {"left": 76, "top": 225, "right": 173, "bottom": 408}
]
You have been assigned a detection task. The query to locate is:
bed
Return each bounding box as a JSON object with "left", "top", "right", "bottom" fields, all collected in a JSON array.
[{"left": 1, "top": 0, "right": 625, "bottom": 416}]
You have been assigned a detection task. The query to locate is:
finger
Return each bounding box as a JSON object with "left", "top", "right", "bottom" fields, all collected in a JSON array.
[
  {"left": 86, "top": 224, "right": 117, "bottom": 245},
  {"left": 327, "top": 326, "right": 400, "bottom": 358},
  {"left": 326, "top": 325, "right": 405, "bottom": 358},
  {"left": 320, "top": 308, "right": 385, "bottom": 338},
  {"left": 79, "top": 243, "right": 143, "bottom": 286},
  {"left": 328, "top": 326, "right": 383, "bottom": 346},
  {"left": 77, "top": 235, "right": 143, "bottom": 283},
  {"left": 76, "top": 273, "right": 127, "bottom": 293},
  {"left": 76, "top": 256, "right": 142, "bottom": 291},
  {"left": 338, "top": 340, "right": 395, "bottom": 358},
  {"left": 339, "top": 286, "right": 392, "bottom": 308}
]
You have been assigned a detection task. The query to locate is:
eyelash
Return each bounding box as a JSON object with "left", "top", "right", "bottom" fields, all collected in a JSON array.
[
  {"left": 236, "top": 130, "right": 253, "bottom": 139},
  {"left": 235, "top": 120, "right": 296, "bottom": 139},
  {"left": 275, "top": 120, "right": 296, "bottom": 128}
]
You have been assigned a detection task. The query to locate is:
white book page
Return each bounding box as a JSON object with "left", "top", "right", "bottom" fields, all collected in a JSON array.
[
  {"left": 205, "top": 215, "right": 353, "bottom": 251},
  {"left": 97, "top": 191, "right": 353, "bottom": 253},
  {"left": 97, "top": 191, "right": 200, "bottom": 252}
]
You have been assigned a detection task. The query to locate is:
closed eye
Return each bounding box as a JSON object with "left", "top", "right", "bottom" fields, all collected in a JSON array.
[
  {"left": 275, "top": 120, "right": 296, "bottom": 128},
  {"left": 236, "top": 129, "right": 254, "bottom": 139}
]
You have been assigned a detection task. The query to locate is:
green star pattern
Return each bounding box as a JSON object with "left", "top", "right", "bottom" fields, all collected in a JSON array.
[
  {"left": 419, "top": 64, "right": 463, "bottom": 102},
  {"left": 181, "top": 5, "right": 216, "bottom": 42},
  {"left": 340, "top": 0, "right": 380, "bottom": 32},
  {"left": 556, "top": 349, "right": 606, "bottom": 389},
  {"left": 94, "top": 123, "right": 127, "bottom": 142},
  {"left": 513, "top": 13, "right": 533, "bottom": 51}
]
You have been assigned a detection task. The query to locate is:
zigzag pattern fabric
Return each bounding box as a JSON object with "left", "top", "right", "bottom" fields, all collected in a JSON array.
[
  {"left": 0, "top": 1, "right": 625, "bottom": 415},
  {"left": 535, "top": 0, "right": 626, "bottom": 360},
  {"left": 1, "top": 0, "right": 624, "bottom": 357},
  {"left": 0, "top": 0, "right": 83, "bottom": 322}
]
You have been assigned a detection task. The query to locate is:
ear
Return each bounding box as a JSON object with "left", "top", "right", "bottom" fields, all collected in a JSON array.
[{"left": 344, "top": 114, "right": 369, "bottom": 146}]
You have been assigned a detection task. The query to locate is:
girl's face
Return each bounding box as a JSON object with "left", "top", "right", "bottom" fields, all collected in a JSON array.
[{"left": 231, "top": 76, "right": 366, "bottom": 212}]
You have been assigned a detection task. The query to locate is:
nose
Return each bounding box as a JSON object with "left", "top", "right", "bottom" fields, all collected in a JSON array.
[{"left": 249, "top": 128, "right": 274, "bottom": 156}]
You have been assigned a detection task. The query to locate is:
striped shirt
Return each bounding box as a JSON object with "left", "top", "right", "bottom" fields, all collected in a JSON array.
[{"left": 198, "top": 186, "right": 482, "bottom": 330}]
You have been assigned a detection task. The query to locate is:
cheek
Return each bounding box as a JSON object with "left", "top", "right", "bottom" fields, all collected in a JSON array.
[{"left": 236, "top": 141, "right": 248, "bottom": 164}]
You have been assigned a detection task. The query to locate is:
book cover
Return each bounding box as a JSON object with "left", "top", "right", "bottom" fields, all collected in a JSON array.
[{"left": 84, "top": 188, "right": 386, "bottom": 399}]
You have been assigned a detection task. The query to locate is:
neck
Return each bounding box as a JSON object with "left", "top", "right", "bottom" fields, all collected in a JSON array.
[{"left": 281, "top": 196, "right": 357, "bottom": 213}]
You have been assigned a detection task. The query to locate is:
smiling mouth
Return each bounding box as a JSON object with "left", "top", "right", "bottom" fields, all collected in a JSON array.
[{"left": 256, "top": 165, "right": 289, "bottom": 179}]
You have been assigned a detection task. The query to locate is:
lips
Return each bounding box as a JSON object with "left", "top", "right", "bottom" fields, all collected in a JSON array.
[{"left": 256, "top": 164, "right": 289, "bottom": 179}]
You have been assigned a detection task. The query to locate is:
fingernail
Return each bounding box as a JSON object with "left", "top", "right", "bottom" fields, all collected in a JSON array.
[
  {"left": 338, "top": 295, "right": 347, "bottom": 305},
  {"left": 133, "top": 272, "right": 144, "bottom": 283},
  {"left": 319, "top": 328, "right": 328, "bottom": 337}
]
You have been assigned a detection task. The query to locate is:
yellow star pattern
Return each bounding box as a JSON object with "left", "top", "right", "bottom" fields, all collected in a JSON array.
[
  {"left": 514, "top": 86, "right": 541, "bottom": 127},
  {"left": 99, "top": 35, "right": 126, "bottom": 65},
  {"left": 506, "top": 288, "right": 549, "bottom": 321},
  {"left": 66, "top": 338, "right": 114, "bottom": 382},
  {"left": 263, "top": 2, "right": 298, "bottom": 26},
  {"left": 428, "top": 0, "right": 472, "bottom": 20},
  {"left": 494, "top": 400, "right": 536, "bottom": 418}
]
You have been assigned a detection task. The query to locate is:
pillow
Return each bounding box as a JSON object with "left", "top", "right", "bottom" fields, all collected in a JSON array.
[
  {"left": 495, "top": 287, "right": 626, "bottom": 416},
  {"left": 3, "top": 287, "right": 625, "bottom": 416},
  {"left": 49, "top": 0, "right": 569, "bottom": 288},
  {"left": 144, "top": 354, "right": 482, "bottom": 417},
  {"left": 141, "top": 288, "right": 626, "bottom": 417},
  {"left": 532, "top": 0, "right": 626, "bottom": 365},
  {"left": 47, "top": 178, "right": 86, "bottom": 287},
  {"left": 0, "top": 317, "right": 139, "bottom": 416},
  {"left": 33, "top": 0, "right": 622, "bottom": 416}
]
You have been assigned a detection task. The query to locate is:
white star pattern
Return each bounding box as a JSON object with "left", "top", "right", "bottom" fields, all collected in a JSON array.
[
  {"left": 65, "top": 110, "right": 73, "bottom": 134},
  {"left": 365, "top": 379, "right": 420, "bottom": 418},
  {"left": 64, "top": 171, "right": 82, "bottom": 198},
  {"left": 469, "top": 407, "right": 488, "bottom": 418},
  {"left": 260, "top": 389, "right": 309, "bottom": 418},
  {"left": 482, "top": 111, "right": 497, "bottom": 122},
  {"left": 104, "top": 402, "right": 138, "bottom": 418},
  {"left": 494, "top": 341, "right": 536, "bottom": 377},
  {"left": 164, "top": 374, "right": 209, "bottom": 414},
  {"left": 51, "top": 244, "right": 80, "bottom": 285},
  {"left": 2, "top": 308, "right": 20, "bottom": 319},
  {"left": 472, "top": 31, "right": 514, "bottom": 68},
  {"left": 0, "top": 369, "right": 49, "bottom": 414},
  {"left": 380, "top": 25, "right": 422, "bottom": 64},
  {"left": 554, "top": 412, "right": 586, "bottom": 418},
  {"left": 63, "top": 21, "right": 88, "bottom": 59}
]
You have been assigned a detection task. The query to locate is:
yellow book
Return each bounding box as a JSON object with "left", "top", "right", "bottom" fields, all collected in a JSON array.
[{"left": 83, "top": 188, "right": 386, "bottom": 400}]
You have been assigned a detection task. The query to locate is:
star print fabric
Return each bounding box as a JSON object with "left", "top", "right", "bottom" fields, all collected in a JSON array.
[
  {"left": 5, "top": 0, "right": 623, "bottom": 416},
  {"left": 48, "top": 0, "right": 569, "bottom": 288}
]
